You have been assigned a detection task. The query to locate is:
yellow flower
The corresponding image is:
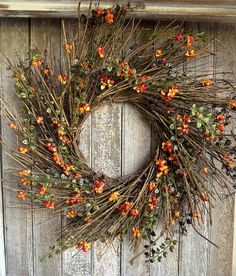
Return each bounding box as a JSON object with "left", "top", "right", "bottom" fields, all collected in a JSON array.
[
  {"left": 185, "top": 49, "right": 195, "bottom": 57},
  {"left": 109, "top": 191, "right": 119, "bottom": 202}
]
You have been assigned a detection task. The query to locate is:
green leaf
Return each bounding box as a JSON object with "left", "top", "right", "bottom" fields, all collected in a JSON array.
[
  {"left": 197, "top": 122, "right": 202, "bottom": 128},
  {"left": 170, "top": 124, "right": 175, "bottom": 130}
]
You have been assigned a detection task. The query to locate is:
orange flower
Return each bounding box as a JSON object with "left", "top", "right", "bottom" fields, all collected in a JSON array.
[
  {"left": 20, "top": 177, "right": 30, "bottom": 186},
  {"left": 18, "top": 169, "right": 31, "bottom": 176},
  {"left": 32, "top": 59, "right": 42, "bottom": 67},
  {"left": 147, "top": 181, "right": 156, "bottom": 192},
  {"left": 36, "top": 115, "right": 44, "bottom": 124},
  {"left": 132, "top": 226, "right": 141, "bottom": 238},
  {"left": 17, "top": 190, "right": 26, "bottom": 200},
  {"left": 202, "top": 167, "right": 208, "bottom": 174},
  {"left": 199, "top": 193, "right": 209, "bottom": 202},
  {"left": 130, "top": 208, "right": 139, "bottom": 216},
  {"left": 96, "top": 8, "right": 103, "bottom": 16},
  {"left": 9, "top": 122, "right": 17, "bottom": 130},
  {"left": 76, "top": 241, "right": 91, "bottom": 252},
  {"left": 133, "top": 84, "right": 148, "bottom": 93},
  {"left": 186, "top": 35, "right": 193, "bottom": 48},
  {"left": 173, "top": 210, "right": 181, "bottom": 218},
  {"left": 155, "top": 49, "right": 163, "bottom": 57},
  {"left": 74, "top": 172, "right": 82, "bottom": 180},
  {"left": 67, "top": 210, "right": 76, "bottom": 218},
  {"left": 37, "top": 185, "right": 47, "bottom": 195},
  {"left": 57, "top": 74, "right": 68, "bottom": 84},
  {"left": 105, "top": 10, "right": 114, "bottom": 24},
  {"left": 217, "top": 114, "right": 225, "bottom": 121},
  {"left": 162, "top": 141, "right": 173, "bottom": 153},
  {"left": 43, "top": 201, "right": 55, "bottom": 209},
  {"left": 185, "top": 49, "right": 195, "bottom": 57},
  {"left": 43, "top": 67, "right": 50, "bottom": 75},
  {"left": 31, "top": 87, "right": 37, "bottom": 94},
  {"left": 79, "top": 103, "right": 90, "bottom": 114},
  {"left": 109, "top": 191, "right": 119, "bottom": 202},
  {"left": 65, "top": 43, "right": 73, "bottom": 53},
  {"left": 149, "top": 196, "right": 158, "bottom": 206},
  {"left": 200, "top": 78, "right": 213, "bottom": 86},
  {"left": 167, "top": 85, "right": 179, "bottom": 99},
  {"left": 192, "top": 210, "right": 201, "bottom": 218},
  {"left": 96, "top": 46, "right": 105, "bottom": 58},
  {"left": 19, "top": 146, "right": 28, "bottom": 154},
  {"left": 172, "top": 197, "right": 179, "bottom": 204},
  {"left": 94, "top": 180, "right": 105, "bottom": 194},
  {"left": 228, "top": 100, "right": 236, "bottom": 108}
]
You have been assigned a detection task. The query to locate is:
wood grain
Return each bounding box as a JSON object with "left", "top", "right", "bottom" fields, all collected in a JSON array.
[
  {"left": 121, "top": 103, "right": 152, "bottom": 276},
  {"left": 0, "top": 1, "right": 236, "bottom": 22},
  {"left": 0, "top": 18, "right": 34, "bottom": 276},
  {"left": 209, "top": 22, "right": 236, "bottom": 276},
  {"left": 91, "top": 103, "right": 121, "bottom": 276},
  {"left": 31, "top": 18, "right": 62, "bottom": 276}
]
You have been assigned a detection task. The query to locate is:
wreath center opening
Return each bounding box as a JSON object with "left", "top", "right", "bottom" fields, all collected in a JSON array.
[{"left": 79, "top": 102, "right": 153, "bottom": 178}]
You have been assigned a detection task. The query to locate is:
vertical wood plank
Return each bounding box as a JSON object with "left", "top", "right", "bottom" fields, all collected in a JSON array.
[
  {"left": 121, "top": 103, "right": 152, "bottom": 276},
  {"left": 209, "top": 22, "right": 236, "bottom": 276},
  {"left": 178, "top": 22, "right": 214, "bottom": 276},
  {"left": 0, "top": 18, "right": 34, "bottom": 276},
  {"left": 62, "top": 19, "right": 93, "bottom": 276},
  {"left": 91, "top": 103, "right": 121, "bottom": 276},
  {"left": 150, "top": 21, "right": 179, "bottom": 276},
  {"left": 30, "top": 18, "right": 62, "bottom": 276}
]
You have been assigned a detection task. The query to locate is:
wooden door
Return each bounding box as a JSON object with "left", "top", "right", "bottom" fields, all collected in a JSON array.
[{"left": 0, "top": 18, "right": 234, "bottom": 276}]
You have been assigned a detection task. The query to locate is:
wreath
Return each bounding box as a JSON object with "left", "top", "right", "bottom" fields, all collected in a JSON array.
[{"left": 2, "top": 4, "right": 236, "bottom": 263}]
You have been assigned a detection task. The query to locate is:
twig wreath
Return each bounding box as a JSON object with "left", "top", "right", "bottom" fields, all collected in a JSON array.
[{"left": 1, "top": 3, "right": 236, "bottom": 263}]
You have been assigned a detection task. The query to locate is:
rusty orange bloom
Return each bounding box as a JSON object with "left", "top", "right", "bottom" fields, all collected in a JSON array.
[
  {"left": 67, "top": 210, "right": 76, "bottom": 218},
  {"left": 155, "top": 49, "right": 163, "bottom": 57},
  {"left": 43, "top": 201, "right": 55, "bottom": 209},
  {"left": 19, "top": 146, "right": 28, "bottom": 154},
  {"left": 94, "top": 180, "right": 105, "bottom": 194},
  {"left": 76, "top": 241, "right": 91, "bottom": 252},
  {"left": 32, "top": 59, "right": 42, "bottom": 67},
  {"left": 37, "top": 185, "right": 47, "bottom": 195},
  {"left": 105, "top": 10, "right": 114, "bottom": 24},
  {"left": 17, "top": 190, "right": 27, "bottom": 200},
  {"left": 228, "top": 100, "right": 236, "bottom": 108},
  {"left": 147, "top": 181, "right": 156, "bottom": 192},
  {"left": 133, "top": 84, "right": 148, "bottom": 93},
  {"left": 9, "top": 122, "right": 17, "bottom": 130},
  {"left": 192, "top": 210, "right": 201, "bottom": 218},
  {"left": 185, "top": 49, "right": 195, "bottom": 57},
  {"left": 20, "top": 177, "right": 30, "bottom": 186},
  {"left": 132, "top": 226, "right": 141, "bottom": 238},
  {"left": 65, "top": 43, "right": 73, "bottom": 53},
  {"left": 109, "top": 191, "right": 119, "bottom": 202},
  {"left": 174, "top": 210, "right": 181, "bottom": 218},
  {"left": 200, "top": 78, "right": 213, "bottom": 86},
  {"left": 18, "top": 169, "right": 31, "bottom": 176},
  {"left": 57, "top": 74, "right": 68, "bottom": 84},
  {"left": 36, "top": 115, "right": 44, "bottom": 123},
  {"left": 202, "top": 167, "right": 208, "bottom": 174},
  {"left": 43, "top": 67, "right": 50, "bottom": 75},
  {"left": 96, "top": 8, "right": 103, "bottom": 16},
  {"left": 130, "top": 208, "right": 139, "bottom": 216},
  {"left": 96, "top": 46, "right": 105, "bottom": 58},
  {"left": 186, "top": 35, "right": 193, "bottom": 48},
  {"left": 79, "top": 103, "right": 90, "bottom": 114}
]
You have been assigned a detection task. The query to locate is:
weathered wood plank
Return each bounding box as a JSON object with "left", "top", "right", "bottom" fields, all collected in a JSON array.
[
  {"left": 62, "top": 19, "right": 93, "bottom": 276},
  {"left": 30, "top": 18, "right": 62, "bottom": 276},
  {"left": 209, "top": 22, "right": 236, "bottom": 276},
  {"left": 0, "top": 1, "right": 236, "bottom": 22},
  {"left": 178, "top": 22, "right": 214, "bottom": 276},
  {"left": 121, "top": 103, "right": 152, "bottom": 276},
  {"left": 0, "top": 18, "right": 34, "bottom": 276},
  {"left": 91, "top": 103, "right": 121, "bottom": 276}
]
